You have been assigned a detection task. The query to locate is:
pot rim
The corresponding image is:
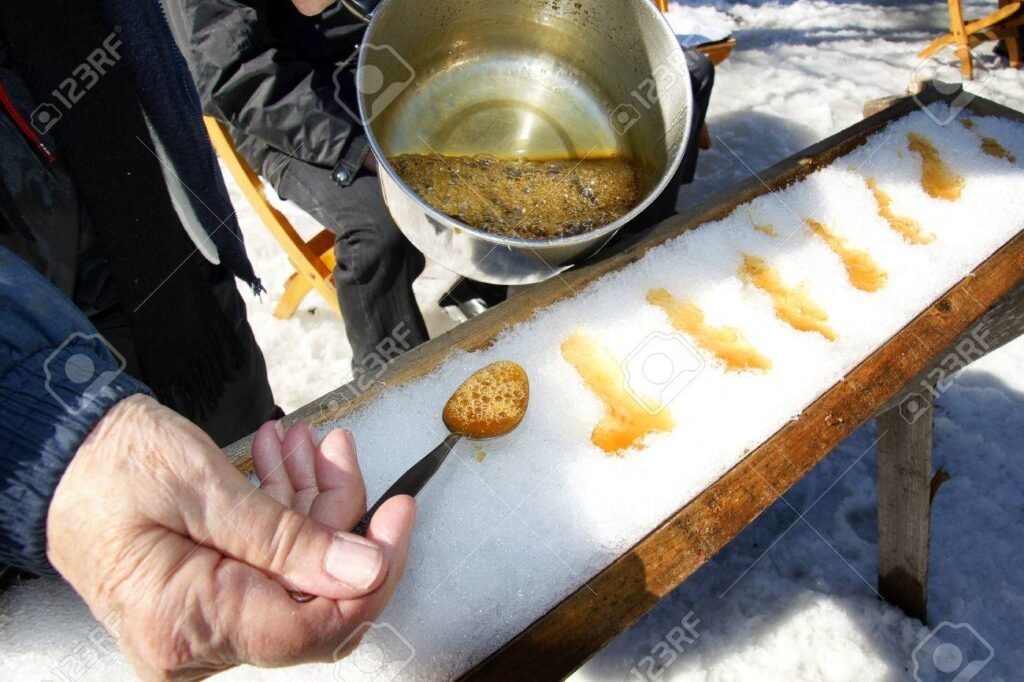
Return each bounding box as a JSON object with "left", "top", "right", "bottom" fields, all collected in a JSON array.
[{"left": 357, "top": 0, "right": 694, "bottom": 250}]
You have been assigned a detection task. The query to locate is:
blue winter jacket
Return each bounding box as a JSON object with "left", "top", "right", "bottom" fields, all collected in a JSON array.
[
  {"left": 0, "top": 246, "right": 151, "bottom": 573},
  {"left": 0, "top": 0, "right": 259, "bottom": 575}
]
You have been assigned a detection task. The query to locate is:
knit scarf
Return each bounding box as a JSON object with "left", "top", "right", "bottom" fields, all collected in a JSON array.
[{"left": 0, "top": 0, "right": 262, "bottom": 422}]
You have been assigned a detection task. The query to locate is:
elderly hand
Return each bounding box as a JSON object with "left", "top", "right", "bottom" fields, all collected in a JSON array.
[{"left": 47, "top": 394, "right": 415, "bottom": 680}]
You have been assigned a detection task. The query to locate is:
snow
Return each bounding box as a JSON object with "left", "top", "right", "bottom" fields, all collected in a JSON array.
[
  {"left": 3, "top": 2, "right": 1024, "bottom": 681},
  {"left": 664, "top": 5, "right": 735, "bottom": 45},
  {"left": 300, "top": 104, "right": 1024, "bottom": 680}
]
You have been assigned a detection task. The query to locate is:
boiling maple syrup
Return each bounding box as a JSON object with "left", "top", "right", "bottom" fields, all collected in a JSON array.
[
  {"left": 646, "top": 289, "right": 771, "bottom": 372},
  {"left": 389, "top": 153, "right": 643, "bottom": 240},
  {"left": 560, "top": 333, "right": 675, "bottom": 454}
]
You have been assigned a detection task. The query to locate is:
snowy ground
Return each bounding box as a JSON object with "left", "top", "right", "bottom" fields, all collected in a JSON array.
[
  {"left": 2, "top": 1, "right": 1023, "bottom": 680},
  {"left": 241, "top": 2, "right": 1024, "bottom": 679}
]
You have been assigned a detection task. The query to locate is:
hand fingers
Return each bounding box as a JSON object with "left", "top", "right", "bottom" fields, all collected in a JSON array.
[
  {"left": 114, "top": 531, "right": 370, "bottom": 675},
  {"left": 308, "top": 429, "right": 367, "bottom": 531},
  {"left": 336, "top": 496, "right": 417, "bottom": 632},
  {"left": 206, "top": 498, "right": 415, "bottom": 668},
  {"left": 215, "top": 555, "right": 356, "bottom": 666},
  {"left": 253, "top": 421, "right": 293, "bottom": 506},
  {"left": 281, "top": 423, "right": 319, "bottom": 513},
  {"left": 143, "top": 540, "right": 349, "bottom": 670},
  {"left": 189, "top": 463, "right": 390, "bottom": 601}
]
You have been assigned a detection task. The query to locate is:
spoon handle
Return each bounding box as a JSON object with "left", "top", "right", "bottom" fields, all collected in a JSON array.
[
  {"left": 351, "top": 431, "right": 463, "bottom": 537},
  {"left": 288, "top": 431, "right": 463, "bottom": 603}
]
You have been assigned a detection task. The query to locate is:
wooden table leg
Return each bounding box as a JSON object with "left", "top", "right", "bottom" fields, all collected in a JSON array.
[
  {"left": 874, "top": 279, "right": 1024, "bottom": 620},
  {"left": 877, "top": 392, "right": 935, "bottom": 621},
  {"left": 1000, "top": 0, "right": 1024, "bottom": 68}
]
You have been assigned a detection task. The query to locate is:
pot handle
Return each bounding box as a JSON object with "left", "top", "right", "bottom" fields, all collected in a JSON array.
[{"left": 338, "top": 0, "right": 379, "bottom": 23}]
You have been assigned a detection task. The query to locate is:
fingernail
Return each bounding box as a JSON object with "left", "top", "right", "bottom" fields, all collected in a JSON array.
[
  {"left": 325, "top": 534, "right": 383, "bottom": 590},
  {"left": 307, "top": 422, "right": 325, "bottom": 446},
  {"left": 342, "top": 429, "right": 356, "bottom": 450},
  {"left": 275, "top": 420, "right": 286, "bottom": 440}
]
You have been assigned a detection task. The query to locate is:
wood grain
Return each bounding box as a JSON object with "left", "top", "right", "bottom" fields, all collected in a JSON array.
[
  {"left": 877, "top": 393, "right": 934, "bottom": 621},
  {"left": 882, "top": 279, "right": 1024, "bottom": 412}
]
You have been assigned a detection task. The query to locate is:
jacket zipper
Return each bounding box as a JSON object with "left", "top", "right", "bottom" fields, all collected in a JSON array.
[{"left": 0, "top": 80, "right": 56, "bottom": 163}]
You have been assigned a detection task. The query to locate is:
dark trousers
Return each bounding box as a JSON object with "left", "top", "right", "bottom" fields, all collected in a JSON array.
[
  {"left": 90, "top": 264, "right": 281, "bottom": 447},
  {"left": 262, "top": 156, "right": 430, "bottom": 372}
]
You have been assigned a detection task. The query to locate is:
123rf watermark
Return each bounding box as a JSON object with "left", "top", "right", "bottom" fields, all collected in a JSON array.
[
  {"left": 43, "top": 332, "right": 127, "bottom": 416},
  {"left": 609, "top": 38, "right": 693, "bottom": 136},
  {"left": 622, "top": 331, "right": 705, "bottom": 416},
  {"left": 898, "top": 326, "right": 991, "bottom": 425},
  {"left": 320, "top": 321, "right": 416, "bottom": 419},
  {"left": 628, "top": 610, "right": 701, "bottom": 681},
  {"left": 333, "top": 43, "right": 415, "bottom": 125},
  {"left": 31, "top": 30, "right": 122, "bottom": 135},
  {"left": 909, "top": 45, "right": 996, "bottom": 127},
  {"left": 333, "top": 622, "right": 414, "bottom": 682},
  {"left": 43, "top": 610, "right": 122, "bottom": 682},
  {"left": 912, "top": 621, "right": 993, "bottom": 682}
]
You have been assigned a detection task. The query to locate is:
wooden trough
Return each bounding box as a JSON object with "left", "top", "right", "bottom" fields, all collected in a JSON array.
[{"left": 225, "top": 85, "right": 1024, "bottom": 680}]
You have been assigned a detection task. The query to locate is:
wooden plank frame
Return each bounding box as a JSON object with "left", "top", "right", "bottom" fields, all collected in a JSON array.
[{"left": 223, "top": 85, "right": 1024, "bottom": 679}]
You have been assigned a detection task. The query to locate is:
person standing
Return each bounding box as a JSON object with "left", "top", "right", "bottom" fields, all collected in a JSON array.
[{"left": 164, "top": 0, "right": 432, "bottom": 372}]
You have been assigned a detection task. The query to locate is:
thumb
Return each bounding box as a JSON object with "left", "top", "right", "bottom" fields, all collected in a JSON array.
[{"left": 191, "top": 465, "right": 389, "bottom": 601}]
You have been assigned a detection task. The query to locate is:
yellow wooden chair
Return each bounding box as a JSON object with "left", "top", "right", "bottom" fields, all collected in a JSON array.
[
  {"left": 203, "top": 116, "right": 341, "bottom": 319},
  {"left": 920, "top": 0, "right": 1024, "bottom": 79}
]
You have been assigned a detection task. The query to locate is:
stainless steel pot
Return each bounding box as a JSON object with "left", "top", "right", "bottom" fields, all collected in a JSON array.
[{"left": 349, "top": 0, "right": 693, "bottom": 284}]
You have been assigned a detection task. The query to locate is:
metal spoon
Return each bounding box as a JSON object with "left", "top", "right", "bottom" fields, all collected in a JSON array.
[{"left": 289, "top": 361, "right": 529, "bottom": 602}]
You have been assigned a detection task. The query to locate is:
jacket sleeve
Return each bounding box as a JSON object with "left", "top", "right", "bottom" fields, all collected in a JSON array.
[
  {"left": 162, "top": 0, "right": 369, "bottom": 175},
  {"left": 0, "top": 246, "right": 152, "bottom": 575}
]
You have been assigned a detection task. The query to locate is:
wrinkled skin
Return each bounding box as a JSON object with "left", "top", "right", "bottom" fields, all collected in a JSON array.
[{"left": 47, "top": 395, "right": 415, "bottom": 680}]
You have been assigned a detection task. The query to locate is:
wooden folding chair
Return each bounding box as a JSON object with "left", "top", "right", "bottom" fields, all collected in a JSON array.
[
  {"left": 203, "top": 116, "right": 341, "bottom": 319},
  {"left": 919, "top": 0, "right": 1024, "bottom": 79}
]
